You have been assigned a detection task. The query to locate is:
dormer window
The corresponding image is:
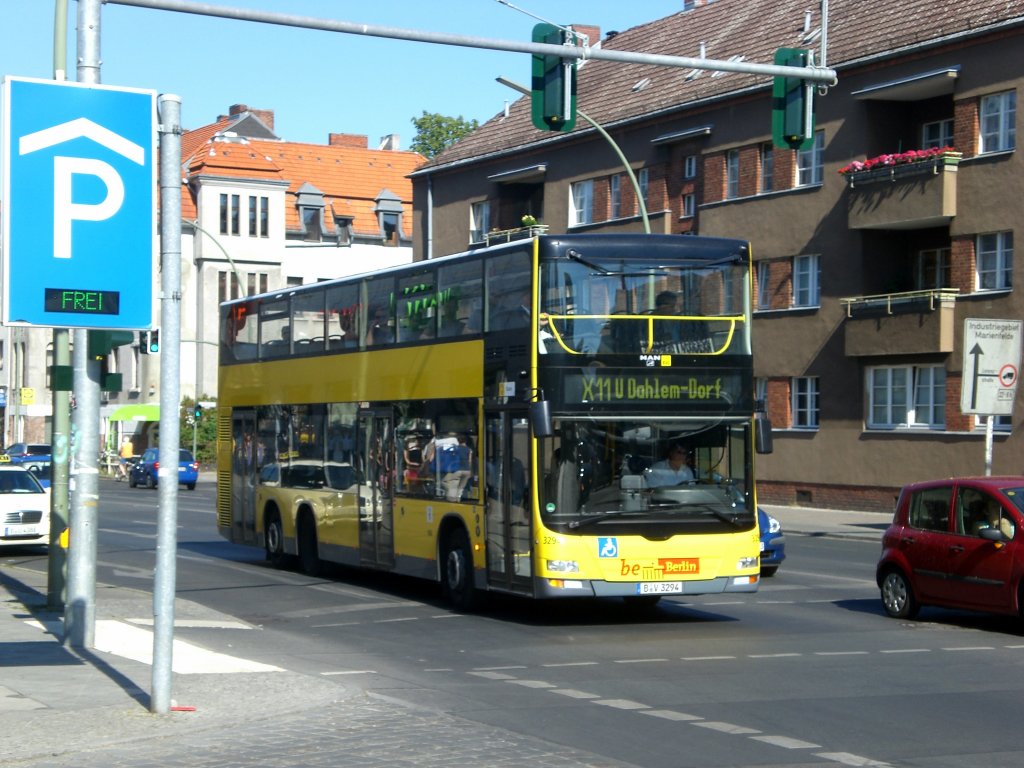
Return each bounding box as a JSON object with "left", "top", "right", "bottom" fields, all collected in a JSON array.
[
  {"left": 295, "top": 183, "right": 326, "bottom": 243},
  {"left": 301, "top": 207, "right": 322, "bottom": 242},
  {"left": 374, "top": 189, "right": 405, "bottom": 246},
  {"left": 334, "top": 217, "right": 353, "bottom": 247}
]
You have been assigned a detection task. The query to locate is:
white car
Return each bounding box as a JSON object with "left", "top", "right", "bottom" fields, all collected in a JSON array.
[{"left": 0, "top": 465, "right": 51, "bottom": 549}]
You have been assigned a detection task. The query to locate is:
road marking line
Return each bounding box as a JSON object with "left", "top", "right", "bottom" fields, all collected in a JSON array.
[
  {"left": 751, "top": 735, "right": 821, "bottom": 749},
  {"left": 474, "top": 665, "right": 527, "bottom": 671},
  {"left": 373, "top": 617, "right": 418, "bottom": 623},
  {"left": 941, "top": 646, "right": 995, "bottom": 652},
  {"left": 507, "top": 680, "right": 556, "bottom": 689},
  {"left": 542, "top": 661, "right": 599, "bottom": 667},
  {"left": 693, "top": 721, "right": 761, "bottom": 735},
  {"left": 468, "top": 670, "right": 517, "bottom": 680},
  {"left": 815, "top": 751, "right": 892, "bottom": 766},
  {"left": 550, "top": 689, "right": 600, "bottom": 699},
  {"left": 814, "top": 651, "right": 869, "bottom": 656},
  {"left": 320, "top": 670, "right": 377, "bottom": 676},
  {"left": 127, "top": 618, "right": 254, "bottom": 630},
  {"left": 748, "top": 652, "right": 801, "bottom": 658},
  {"left": 613, "top": 658, "right": 668, "bottom": 664},
  {"left": 879, "top": 648, "right": 930, "bottom": 654},
  {"left": 593, "top": 698, "right": 650, "bottom": 710},
  {"left": 639, "top": 709, "right": 703, "bottom": 721},
  {"left": 682, "top": 655, "right": 736, "bottom": 661}
]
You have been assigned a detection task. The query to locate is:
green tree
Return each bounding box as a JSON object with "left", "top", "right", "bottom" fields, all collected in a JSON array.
[
  {"left": 410, "top": 111, "right": 479, "bottom": 158},
  {"left": 180, "top": 396, "right": 217, "bottom": 468}
]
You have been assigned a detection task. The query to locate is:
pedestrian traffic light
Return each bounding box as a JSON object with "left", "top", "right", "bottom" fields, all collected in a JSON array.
[
  {"left": 139, "top": 331, "right": 149, "bottom": 354},
  {"left": 148, "top": 328, "right": 160, "bottom": 354},
  {"left": 772, "top": 47, "right": 815, "bottom": 150},
  {"left": 531, "top": 23, "right": 577, "bottom": 133}
]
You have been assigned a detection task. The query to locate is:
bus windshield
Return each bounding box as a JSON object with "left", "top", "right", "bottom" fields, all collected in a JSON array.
[
  {"left": 536, "top": 418, "right": 755, "bottom": 534},
  {"left": 540, "top": 245, "right": 751, "bottom": 357}
]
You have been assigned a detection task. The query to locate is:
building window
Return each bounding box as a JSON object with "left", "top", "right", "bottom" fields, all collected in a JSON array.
[
  {"left": 796, "top": 130, "right": 824, "bottom": 187},
  {"left": 868, "top": 365, "right": 946, "bottom": 429},
  {"left": 610, "top": 174, "right": 622, "bottom": 219},
  {"left": 637, "top": 168, "right": 649, "bottom": 213},
  {"left": 684, "top": 155, "right": 698, "bottom": 179},
  {"left": 754, "top": 377, "right": 768, "bottom": 410},
  {"left": 334, "top": 217, "right": 353, "bottom": 246},
  {"left": 301, "top": 207, "right": 323, "bottom": 242},
  {"left": 976, "top": 414, "right": 1012, "bottom": 432},
  {"left": 380, "top": 211, "right": 400, "bottom": 245},
  {"left": 247, "top": 195, "right": 269, "bottom": 237},
  {"left": 980, "top": 91, "right": 1016, "bottom": 153},
  {"left": 570, "top": 180, "right": 594, "bottom": 226},
  {"left": 756, "top": 260, "right": 770, "bottom": 310},
  {"left": 219, "top": 193, "right": 240, "bottom": 235},
  {"left": 791, "top": 377, "right": 819, "bottom": 429},
  {"left": 922, "top": 119, "right": 954, "bottom": 149},
  {"left": 916, "top": 248, "right": 951, "bottom": 290},
  {"left": 792, "top": 254, "right": 820, "bottom": 308},
  {"left": 219, "top": 270, "right": 266, "bottom": 302},
  {"left": 470, "top": 201, "right": 490, "bottom": 242},
  {"left": 760, "top": 143, "right": 774, "bottom": 193},
  {"left": 260, "top": 196, "right": 269, "bottom": 238},
  {"left": 682, "top": 193, "right": 695, "bottom": 218},
  {"left": 725, "top": 149, "right": 739, "bottom": 199},
  {"left": 976, "top": 231, "right": 1013, "bottom": 291}
]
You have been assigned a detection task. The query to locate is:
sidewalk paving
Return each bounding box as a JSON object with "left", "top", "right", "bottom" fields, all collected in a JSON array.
[{"left": 0, "top": 504, "right": 887, "bottom": 766}]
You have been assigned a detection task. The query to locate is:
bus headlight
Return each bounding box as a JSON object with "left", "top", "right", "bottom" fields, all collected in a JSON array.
[
  {"left": 546, "top": 560, "right": 580, "bottom": 573},
  {"left": 737, "top": 556, "right": 758, "bottom": 570}
]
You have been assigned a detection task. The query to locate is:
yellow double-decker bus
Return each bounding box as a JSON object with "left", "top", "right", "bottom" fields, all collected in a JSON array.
[{"left": 217, "top": 233, "right": 771, "bottom": 609}]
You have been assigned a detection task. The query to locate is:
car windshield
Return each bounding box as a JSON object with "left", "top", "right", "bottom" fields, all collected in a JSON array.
[
  {"left": 1001, "top": 486, "right": 1024, "bottom": 514},
  {"left": 0, "top": 471, "right": 44, "bottom": 493}
]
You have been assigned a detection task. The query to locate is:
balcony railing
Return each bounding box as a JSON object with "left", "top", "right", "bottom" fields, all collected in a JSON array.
[
  {"left": 841, "top": 288, "right": 958, "bottom": 357},
  {"left": 476, "top": 224, "right": 549, "bottom": 247},
  {"left": 844, "top": 152, "right": 960, "bottom": 230}
]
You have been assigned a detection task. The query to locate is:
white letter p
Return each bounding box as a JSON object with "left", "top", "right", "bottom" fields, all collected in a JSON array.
[{"left": 53, "top": 156, "right": 125, "bottom": 259}]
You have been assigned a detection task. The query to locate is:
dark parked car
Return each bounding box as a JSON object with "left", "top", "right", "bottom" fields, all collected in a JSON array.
[
  {"left": 758, "top": 507, "right": 786, "bottom": 577},
  {"left": 877, "top": 476, "right": 1024, "bottom": 619},
  {"left": 129, "top": 448, "right": 199, "bottom": 490}
]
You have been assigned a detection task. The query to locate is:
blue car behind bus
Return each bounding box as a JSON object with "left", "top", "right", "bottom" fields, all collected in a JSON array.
[
  {"left": 129, "top": 448, "right": 199, "bottom": 490},
  {"left": 758, "top": 507, "right": 786, "bottom": 577}
]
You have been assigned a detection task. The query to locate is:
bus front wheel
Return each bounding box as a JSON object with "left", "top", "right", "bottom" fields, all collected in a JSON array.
[
  {"left": 265, "top": 510, "right": 288, "bottom": 568},
  {"left": 443, "top": 529, "right": 479, "bottom": 612},
  {"left": 297, "top": 512, "right": 322, "bottom": 577}
]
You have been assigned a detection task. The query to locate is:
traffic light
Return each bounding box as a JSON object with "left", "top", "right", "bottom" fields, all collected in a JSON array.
[
  {"left": 193, "top": 403, "right": 202, "bottom": 420},
  {"left": 87, "top": 330, "right": 134, "bottom": 359},
  {"left": 531, "top": 23, "right": 577, "bottom": 133},
  {"left": 772, "top": 47, "right": 815, "bottom": 150},
  {"left": 148, "top": 328, "right": 160, "bottom": 354}
]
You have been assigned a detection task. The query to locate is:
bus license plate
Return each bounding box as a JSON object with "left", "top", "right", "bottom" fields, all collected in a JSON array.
[{"left": 637, "top": 582, "right": 682, "bottom": 595}]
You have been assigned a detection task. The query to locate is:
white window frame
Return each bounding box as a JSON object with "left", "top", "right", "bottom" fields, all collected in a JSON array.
[
  {"left": 756, "top": 260, "right": 770, "bottom": 310},
  {"left": 867, "top": 364, "right": 946, "bottom": 430},
  {"left": 921, "top": 119, "right": 954, "bottom": 149},
  {"left": 796, "top": 130, "right": 824, "bottom": 187},
  {"left": 792, "top": 254, "right": 820, "bottom": 308},
  {"left": 470, "top": 201, "right": 490, "bottom": 243},
  {"left": 791, "top": 376, "right": 819, "bottom": 429},
  {"left": 684, "top": 155, "right": 698, "bottom": 178},
  {"left": 682, "top": 193, "right": 695, "bottom": 218},
  {"left": 725, "top": 149, "right": 739, "bottom": 199},
  {"left": 637, "top": 168, "right": 649, "bottom": 213},
  {"left": 980, "top": 91, "right": 1016, "bottom": 154},
  {"left": 610, "top": 174, "right": 622, "bottom": 219},
  {"left": 975, "top": 414, "right": 1012, "bottom": 432},
  {"left": 570, "top": 180, "right": 594, "bottom": 226},
  {"left": 976, "top": 231, "right": 1013, "bottom": 291},
  {"left": 760, "top": 143, "right": 773, "bottom": 193}
]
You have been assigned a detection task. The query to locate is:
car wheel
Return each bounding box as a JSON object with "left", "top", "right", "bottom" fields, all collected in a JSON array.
[
  {"left": 881, "top": 569, "right": 919, "bottom": 619},
  {"left": 186, "top": 483, "right": 196, "bottom": 490},
  {"left": 761, "top": 565, "right": 779, "bottom": 578},
  {"left": 145, "top": 473, "right": 156, "bottom": 489},
  {"left": 442, "top": 528, "right": 480, "bottom": 611},
  {"left": 297, "top": 512, "right": 322, "bottom": 576},
  {"left": 128, "top": 473, "right": 137, "bottom": 488}
]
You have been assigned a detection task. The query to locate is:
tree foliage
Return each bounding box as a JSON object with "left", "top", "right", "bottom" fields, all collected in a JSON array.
[
  {"left": 180, "top": 395, "right": 217, "bottom": 468},
  {"left": 410, "top": 111, "right": 479, "bottom": 158}
]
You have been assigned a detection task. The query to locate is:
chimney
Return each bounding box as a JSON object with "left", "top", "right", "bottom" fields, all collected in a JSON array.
[
  {"left": 569, "top": 24, "right": 601, "bottom": 46},
  {"left": 329, "top": 133, "right": 369, "bottom": 149},
  {"left": 378, "top": 134, "right": 400, "bottom": 151}
]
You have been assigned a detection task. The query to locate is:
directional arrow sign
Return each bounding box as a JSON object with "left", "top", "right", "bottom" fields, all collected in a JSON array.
[
  {"left": 961, "top": 318, "right": 1023, "bottom": 415},
  {"left": 1, "top": 77, "right": 156, "bottom": 329}
]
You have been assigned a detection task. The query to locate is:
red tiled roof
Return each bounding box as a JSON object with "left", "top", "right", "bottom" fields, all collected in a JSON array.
[{"left": 421, "top": 0, "right": 1024, "bottom": 170}]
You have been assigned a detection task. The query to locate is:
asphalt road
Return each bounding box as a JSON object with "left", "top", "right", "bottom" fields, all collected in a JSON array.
[{"left": 7, "top": 478, "right": 1024, "bottom": 767}]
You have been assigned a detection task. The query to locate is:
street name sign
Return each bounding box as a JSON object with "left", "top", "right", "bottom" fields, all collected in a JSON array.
[
  {"left": 960, "top": 318, "right": 1022, "bottom": 415},
  {"left": 1, "top": 76, "right": 156, "bottom": 329}
]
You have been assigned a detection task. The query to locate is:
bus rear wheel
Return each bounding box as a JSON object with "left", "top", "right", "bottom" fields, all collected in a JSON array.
[
  {"left": 265, "top": 510, "right": 288, "bottom": 568},
  {"left": 442, "top": 528, "right": 479, "bottom": 612}
]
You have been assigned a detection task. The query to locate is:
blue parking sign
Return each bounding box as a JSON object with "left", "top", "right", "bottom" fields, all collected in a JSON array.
[{"left": 2, "top": 77, "right": 156, "bottom": 328}]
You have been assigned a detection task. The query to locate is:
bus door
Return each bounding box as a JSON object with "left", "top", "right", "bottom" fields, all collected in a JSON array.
[
  {"left": 357, "top": 409, "right": 395, "bottom": 569},
  {"left": 230, "top": 408, "right": 259, "bottom": 545},
  {"left": 483, "top": 409, "right": 533, "bottom": 594}
]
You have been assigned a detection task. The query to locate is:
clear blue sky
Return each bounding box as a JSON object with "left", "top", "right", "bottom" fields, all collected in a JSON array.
[{"left": 1, "top": 1, "right": 685, "bottom": 150}]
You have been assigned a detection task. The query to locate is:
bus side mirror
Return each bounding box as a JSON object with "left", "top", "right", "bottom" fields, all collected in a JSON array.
[
  {"left": 755, "top": 412, "right": 774, "bottom": 454},
  {"left": 530, "top": 398, "right": 553, "bottom": 438}
]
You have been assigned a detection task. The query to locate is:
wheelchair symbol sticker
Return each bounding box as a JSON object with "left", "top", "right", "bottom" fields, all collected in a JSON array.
[{"left": 598, "top": 537, "right": 618, "bottom": 558}]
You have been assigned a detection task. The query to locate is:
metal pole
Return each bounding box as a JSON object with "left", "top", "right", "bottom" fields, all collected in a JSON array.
[
  {"left": 984, "top": 415, "right": 994, "bottom": 477},
  {"left": 47, "top": 0, "right": 72, "bottom": 611},
  {"left": 65, "top": 0, "right": 103, "bottom": 650},
  {"left": 151, "top": 93, "right": 183, "bottom": 714},
  {"left": 104, "top": 0, "right": 837, "bottom": 85}
]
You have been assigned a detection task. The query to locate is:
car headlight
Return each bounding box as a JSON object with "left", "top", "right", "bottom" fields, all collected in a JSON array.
[{"left": 767, "top": 514, "right": 782, "bottom": 534}]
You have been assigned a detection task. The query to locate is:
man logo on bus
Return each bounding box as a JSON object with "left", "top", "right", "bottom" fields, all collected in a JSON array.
[{"left": 598, "top": 537, "right": 618, "bottom": 558}]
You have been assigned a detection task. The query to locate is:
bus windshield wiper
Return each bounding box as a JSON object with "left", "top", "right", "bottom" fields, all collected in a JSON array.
[
  {"left": 565, "top": 248, "right": 612, "bottom": 275},
  {"left": 567, "top": 510, "right": 639, "bottom": 529}
]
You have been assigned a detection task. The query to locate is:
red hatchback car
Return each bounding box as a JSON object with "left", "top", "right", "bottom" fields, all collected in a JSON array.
[{"left": 877, "top": 476, "right": 1024, "bottom": 619}]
